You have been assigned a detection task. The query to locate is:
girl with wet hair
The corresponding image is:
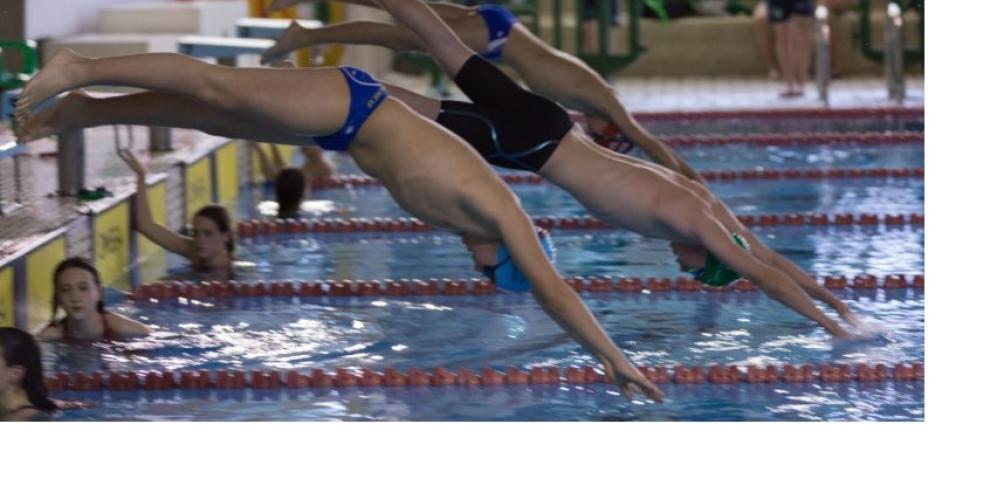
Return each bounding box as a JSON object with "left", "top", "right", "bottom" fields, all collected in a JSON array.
[
  {"left": 37, "top": 257, "right": 150, "bottom": 341},
  {"left": 117, "top": 150, "right": 236, "bottom": 271},
  {"left": 0, "top": 328, "right": 58, "bottom": 421}
]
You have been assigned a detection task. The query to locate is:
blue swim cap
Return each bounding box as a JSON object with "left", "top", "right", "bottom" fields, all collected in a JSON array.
[
  {"left": 688, "top": 233, "right": 752, "bottom": 286},
  {"left": 482, "top": 228, "right": 556, "bottom": 292}
]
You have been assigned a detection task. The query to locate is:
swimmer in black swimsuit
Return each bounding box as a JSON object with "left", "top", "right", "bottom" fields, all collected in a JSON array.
[
  {"left": 371, "top": 0, "right": 866, "bottom": 339},
  {"left": 261, "top": 0, "right": 700, "bottom": 182},
  {"left": 16, "top": 49, "right": 663, "bottom": 401}
]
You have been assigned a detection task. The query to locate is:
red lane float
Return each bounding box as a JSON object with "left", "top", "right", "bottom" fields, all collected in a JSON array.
[
  {"left": 234, "top": 212, "right": 924, "bottom": 238},
  {"left": 330, "top": 166, "right": 922, "bottom": 191},
  {"left": 45, "top": 362, "right": 927, "bottom": 392},
  {"left": 662, "top": 131, "right": 922, "bottom": 147},
  {"left": 130, "top": 273, "right": 924, "bottom": 301},
  {"left": 628, "top": 107, "right": 923, "bottom": 122}
]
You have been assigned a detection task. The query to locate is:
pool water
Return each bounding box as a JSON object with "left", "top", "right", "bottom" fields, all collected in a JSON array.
[
  {"left": 640, "top": 115, "right": 923, "bottom": 136},
  {"left": 47, "top": 133, "right": 924, "bottom": 421},
  {"left": 222, "top": 226, "right": 923, "bottom": 282}
]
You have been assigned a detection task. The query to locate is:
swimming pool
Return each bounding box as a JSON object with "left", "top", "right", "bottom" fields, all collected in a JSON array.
[{"left": 44, "top": 120, "right": 924, "bottom": 421}]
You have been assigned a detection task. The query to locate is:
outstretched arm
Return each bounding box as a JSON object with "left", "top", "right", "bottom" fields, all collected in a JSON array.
[
  {"left": 709, "top": 199, "right": 857, "bottom": 320},
  {"left": 691, "top": 211, "right": 853, "bottom": 338},
  {"left": 120, "top": 150, "right": 197, "bottom": 260},
  {"left": 487, "top": 203, "right": 663, "bottom": 401}
]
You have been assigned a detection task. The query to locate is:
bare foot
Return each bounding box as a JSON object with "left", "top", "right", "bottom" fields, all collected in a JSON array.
[
  {"left": 261, "top": 20, "right": 307, "bottom": 65},
  {"left": 266, "top": 0, "right": 301, "bottom": 15},
  {"left": 14, "top": 49, "right": 87, "bottom": 119},
  {"left": 15, "top": 89, "right": 92, "bottom": 142}
]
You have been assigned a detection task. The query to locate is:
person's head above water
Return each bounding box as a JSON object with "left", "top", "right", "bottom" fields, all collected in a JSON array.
[
  {"left": 0, "top": 328, "right": 58, "bottom": 414},
  {"left": 462, "top": 227, "right": 557, "bottom": 292},
  {"left": 191, "top": 205, "right": 234, "bottom": 262},
  {"left": 275, "top": 168, "right": 307, "bottom": 218},
  {"left": 51, "top": 257, "right": 106, "bottom": 325},
  {"left": 670, "top": 233, "right": 752, "bottom": 286}
]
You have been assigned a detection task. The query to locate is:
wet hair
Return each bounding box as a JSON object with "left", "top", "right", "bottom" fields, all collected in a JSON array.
[
  {"left": 50, "top": 257, "right": 106, "bottom": 326},
  {"left": 0, "top": 328, "right": 58, "bottom": 413},
  {"left": 193, "top": 204, "right": 235, "bottom": 253},
  {"left": 275, "top": 168, "right": 307, "bottom": 218}
]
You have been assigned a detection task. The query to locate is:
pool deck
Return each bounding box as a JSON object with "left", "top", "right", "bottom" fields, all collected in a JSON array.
[{"left": 0, "top": 74, "right": 923, "bottom": 267}]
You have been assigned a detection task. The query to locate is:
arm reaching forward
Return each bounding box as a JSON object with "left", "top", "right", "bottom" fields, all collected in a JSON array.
[{"left": 691, "top": 210, "right": 855, "bottom": 338}]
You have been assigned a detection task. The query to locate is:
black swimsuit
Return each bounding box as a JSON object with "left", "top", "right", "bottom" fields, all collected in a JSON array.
[{"left": 435, "top": 55, "right": 574, "bottom": 173}]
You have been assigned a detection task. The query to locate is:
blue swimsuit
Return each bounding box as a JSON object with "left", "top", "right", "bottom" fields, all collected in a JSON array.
[
  {"left": 476, "top": 4, "right": 518, "bottom": 62},
  {"left": 312, "top": 67, "right": 388, "bottom": 151}
]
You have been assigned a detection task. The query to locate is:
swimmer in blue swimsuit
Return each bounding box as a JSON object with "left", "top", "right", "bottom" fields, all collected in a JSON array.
[
  {"left": 17, "top": 47, "right": 666, "bottom": 401},
  {"left": 474, "top": 4, "right": 517, "bottom": 62},
  {"left": 260, "top": 0, "right": 703, "bottom": 184},
  {"left": 312, "top": 66, "right": 388, "bottom": 151}
]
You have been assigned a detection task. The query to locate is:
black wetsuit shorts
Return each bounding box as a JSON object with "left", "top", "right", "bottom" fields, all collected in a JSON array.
[{"left": 435, "top": 55, "right": 574, "bottom": 173}]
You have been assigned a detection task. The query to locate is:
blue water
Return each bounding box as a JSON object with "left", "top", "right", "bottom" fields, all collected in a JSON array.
[
  {"left": 238, "top": 143, "right": 924, "bottom": 220},
  {"left": 241, "top": 177, "right": 924, "bottom": 220},
  {"left": 49, "top": 287, "right": 923, "bottom": 421},
  {"left": 208, "top": 226, "right": 924, "bottom": 282},
  {"left": 52, "top": 381, "right": 924, "bottom": 421},
  {"left": 46, "top": 135, "right": 924, "bottom": 421},
  {"left": 641, "top": 116, "right": 923, "bottom": 136}
]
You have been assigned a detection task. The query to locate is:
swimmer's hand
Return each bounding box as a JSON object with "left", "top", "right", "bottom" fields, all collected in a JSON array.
[
  {"left": 834, "top": 315, "right": 891, "bottom": 342},
  {"left": 601, "top": 356, "right": 664, "bottom": 403},
  {"left": 120, "top": 149, "right": 146, "bottom": 178},
  {"left": 823, "top": 317, "right": 857, "bottom": 339},
  {"left": 54, "top": 399, "right": 96, "bottom": 410}
]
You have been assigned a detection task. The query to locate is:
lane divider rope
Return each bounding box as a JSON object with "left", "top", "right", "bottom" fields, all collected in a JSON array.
[
  {"left": 308, "top": 167, "right": 924, "bottom": 190},
  {"left": 44, "top": 362, "right": 924, "bottom": 392},
  {"left": 236, "top": 213, "right": 925, "bottom": 237},
  {"left": 131, "top": 274, "right": 924, "bottom": 301},
  {"left": 625, "top": 107, "right": 923, "bottom": 121},
  {"left": 660, "top": 131, "right": 921, "bottom": 147}
]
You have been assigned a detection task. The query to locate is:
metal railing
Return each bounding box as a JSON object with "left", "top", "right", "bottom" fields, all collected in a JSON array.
[
  {"left": 0, "top": 141, "right": 25, "bottom": 215},
  {"left": 815, "top": 5, "right": 831, "bottom": 104},
  {"left": 856, "top": 0, "right": 922, "bottom": 65},
  {"left": 559, "top": 0, "right": 646, "bottom": 77}
]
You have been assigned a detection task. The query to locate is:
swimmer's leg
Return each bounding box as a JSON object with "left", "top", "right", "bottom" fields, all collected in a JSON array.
[
  {"left": 326, "top": 0, "right": 475, "bottom": 19},
  {"left": 374, "top": 0, "right": 477, "bottom": 80},
  {"left": 17, "top": 89, "right": 313, "bottom": 146},
  {"left": 17, "top": 50, "right": 355, "bottom": 136},
  {"left": 262, "top": 20, "right": 425, "bottom": 64}
]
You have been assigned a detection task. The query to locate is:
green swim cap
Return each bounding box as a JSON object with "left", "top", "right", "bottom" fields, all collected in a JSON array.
[{"left": 689, "top": 233, "right": 752, "bottom": 286}]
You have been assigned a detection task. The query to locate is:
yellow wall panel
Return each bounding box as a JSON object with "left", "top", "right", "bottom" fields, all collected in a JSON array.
[
  {"left": 216, "top": 142, "right": 239, "bottom": 207},
  {"left": 94, "top": 202, "right": 131, "bottom": 290},
  {"left": 25, "top": 237, "right": 66, "bottom": 330},
  {"left": 0, "top": 266, "right": 13, "bottom": 328},
  {"left": 137, "top": 181, "right": 167, "bottom": 259},
  {"left": 185, "top": 157, "right": 214, "bottom": 223}
]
